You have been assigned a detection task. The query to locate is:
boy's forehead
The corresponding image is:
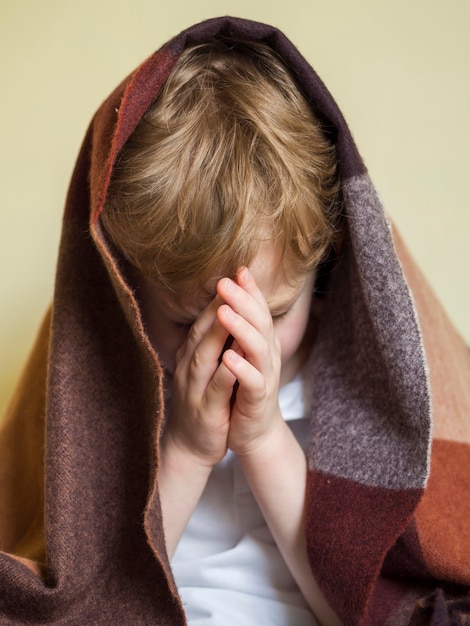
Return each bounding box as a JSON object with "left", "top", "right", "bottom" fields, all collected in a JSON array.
[
  {"left": 142, "top": 243, "right": 312, "bottom": 321},
  {"left": 147, "top": 269, "right": 309, "bottom": 323}
]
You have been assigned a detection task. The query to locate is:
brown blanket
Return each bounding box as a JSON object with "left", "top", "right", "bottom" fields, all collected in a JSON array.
[{"left": 1, "top": 16, "right": 469, "bottom": 625}]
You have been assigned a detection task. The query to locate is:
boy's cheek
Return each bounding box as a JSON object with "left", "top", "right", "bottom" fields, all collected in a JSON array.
[{"left": 277, "top": 317, "right": 310, "bottom": 363}]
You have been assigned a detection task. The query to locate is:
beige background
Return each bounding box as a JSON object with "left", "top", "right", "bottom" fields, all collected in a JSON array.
[{"left": 1, "top": 0, "right": 469, "bottom": 418}]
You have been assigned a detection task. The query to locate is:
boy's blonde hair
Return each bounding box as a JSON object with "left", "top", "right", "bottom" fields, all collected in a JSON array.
[{"left": 102, "top": 38, "right": 341, "bottom": 295}]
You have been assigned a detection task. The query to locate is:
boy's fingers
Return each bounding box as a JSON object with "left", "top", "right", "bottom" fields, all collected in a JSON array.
[
  {"left": 177, "top": 295, "right": 226, "bottom": 362},
  {"left": 229, "top": 339, "right": 244, "bottom": 358},
  {"left": 217, "top": 304, "right": 274, "bottom": 373},
  {"left": 181, "top": 306, "right": 234, "bottom": 393},
  {"left": 185, "top": 324, "right": 229, "bottom": 389},
  {"left": 206, "top": 361, "right": 238, "bottom": 409},
  {"left": 236, "top": 266, "right": 274, "bottom": 321},
  {"left": 221, "top": 349, "right": 265, "bottom": 405},
  {"left": 184, "top": 294, "right": 223, "bottom": 348},
  {"left": 216, "top": 275, "right": 272, "bottom": 337},
  {"left": 236, "top": 266, "right": 265, "bottom": 303}
]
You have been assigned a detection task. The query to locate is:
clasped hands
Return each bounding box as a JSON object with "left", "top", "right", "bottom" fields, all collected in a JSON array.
[{"left": 164, "top": 266, "right": 284, "bottom": 468}]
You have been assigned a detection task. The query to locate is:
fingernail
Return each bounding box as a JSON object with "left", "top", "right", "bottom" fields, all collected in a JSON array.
[
  {"left": 224, "top": 305, "right": 234, "bottom": 319},
  {"left": 226, "top": 349, "right": 239, "bottom": 363}
]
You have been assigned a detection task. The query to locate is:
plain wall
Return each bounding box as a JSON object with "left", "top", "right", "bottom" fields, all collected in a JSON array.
[{"left": 1, "top": 0, "right": 469, "bottom": 418}]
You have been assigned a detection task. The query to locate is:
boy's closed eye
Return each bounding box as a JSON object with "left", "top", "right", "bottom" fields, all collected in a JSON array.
[
  {"left": 174, "top": 309, "right": 290, "bottom": 329},
  {"left": 271, "top": 310, "right": 290, "bottom": 323}
]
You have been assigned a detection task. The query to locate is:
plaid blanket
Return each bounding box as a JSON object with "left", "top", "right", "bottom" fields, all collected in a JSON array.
[{"left": 1, "top": 16, "right": 469, "bottom": 625}]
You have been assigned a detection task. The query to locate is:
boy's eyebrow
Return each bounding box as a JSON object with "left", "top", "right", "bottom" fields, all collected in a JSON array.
[
  {"left": 166, "top": 294, "right": 298, "bottom": 324},
  {"left": 162, "top": 274, "right": 310, "bottom": 323}
]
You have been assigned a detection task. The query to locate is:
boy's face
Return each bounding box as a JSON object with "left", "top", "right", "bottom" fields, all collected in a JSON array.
[{"left": 140, "top": 243, "right": 316, "bottom": 386}]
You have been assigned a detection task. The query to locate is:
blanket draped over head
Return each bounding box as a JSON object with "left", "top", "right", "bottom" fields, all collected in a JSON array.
[{"left": 0, "top": 16, "right": 469, "bottom": 626}]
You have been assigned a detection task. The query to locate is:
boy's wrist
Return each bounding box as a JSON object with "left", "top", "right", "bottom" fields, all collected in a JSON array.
[
  {"left": 158, "top": 428, "right": 218, "bottom": 558},
  {"left": 233, "top": 415, "right": 292, "bottom": 468},
  {"left": 160, "top": 429, "right": 222, "bottom": 476}
]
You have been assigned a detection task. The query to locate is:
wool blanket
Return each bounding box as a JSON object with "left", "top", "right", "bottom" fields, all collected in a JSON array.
[{"left": 0, "top": 16, "right": 469, "bottom": 626}]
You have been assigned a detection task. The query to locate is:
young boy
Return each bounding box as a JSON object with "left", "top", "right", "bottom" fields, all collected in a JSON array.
[
  {"left": 0, "top": 16, "right": 469, "bottom": 626},
  {"left": 102, "top": 37, "right": 342, "bottom": 625}
]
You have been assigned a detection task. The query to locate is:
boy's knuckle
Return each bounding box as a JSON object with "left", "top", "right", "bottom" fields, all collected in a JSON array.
[
  {"left": 258, "top": 340, "right": 271, "bottom": 362},
  {"left": 187, "top": 324, "right": 201, "bottom": 345},
  {"left": 190, "top": 348, "right": 204, "bottom": 371},
  {"left": 261, "top": 319, "right": 274, "bottom": 339},
  {"left": 251, "top": 376, "right": 267, "bottom": 399}
]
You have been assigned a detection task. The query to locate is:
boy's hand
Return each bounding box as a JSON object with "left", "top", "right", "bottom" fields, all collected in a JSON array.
[
  {"left": 165, "top": 296, "right": 237, "bottom": 468},
  {"left": 216, "top": 267, "right": 285, "bottom": 457}
]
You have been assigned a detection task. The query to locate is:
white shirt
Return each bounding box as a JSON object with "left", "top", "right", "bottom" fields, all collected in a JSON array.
[{"left": 171, "top": 372, "right": 319, "bottom": 625}]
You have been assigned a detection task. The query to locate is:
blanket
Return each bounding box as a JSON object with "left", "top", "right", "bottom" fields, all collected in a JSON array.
[{"left": 0, "top": 16, "right": 469, "bottom": 625}]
